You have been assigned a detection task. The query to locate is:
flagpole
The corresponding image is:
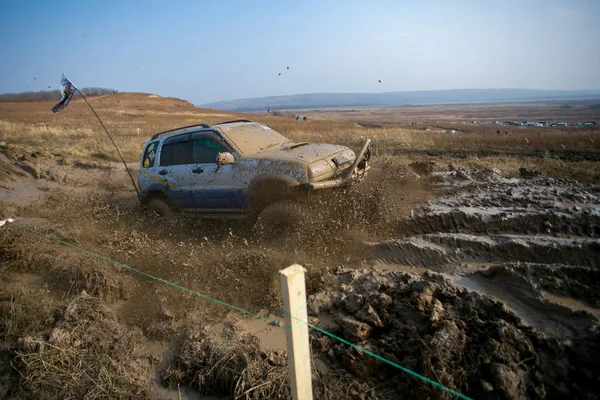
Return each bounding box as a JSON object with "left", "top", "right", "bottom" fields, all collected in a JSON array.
[{"left": 76, "top": 89, "right": 140, "bottom": 198}]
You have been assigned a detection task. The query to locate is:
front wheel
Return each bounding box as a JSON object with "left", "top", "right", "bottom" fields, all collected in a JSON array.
[
  {"left": 253, "top": 200, "right": 310, "bottom": 238},
  {"left": 145, "top": 197, "right": 173, "bottom": 217}
]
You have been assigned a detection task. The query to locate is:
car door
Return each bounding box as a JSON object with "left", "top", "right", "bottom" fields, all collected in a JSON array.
[
  {"left": 189, "top": 131, "right": 245, "bottom": 209},
  {"left": 155, "top": 133, "right": 197, "bottom": 209}
]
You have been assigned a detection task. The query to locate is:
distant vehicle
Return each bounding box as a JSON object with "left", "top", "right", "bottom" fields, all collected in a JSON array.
[
  {"left": 519, "top": 121, "right": 529, "bottom": 126},
  {"left": 502, "top": 121, "right": 518, "bottom": 126},
  {"left": 573, "top": 122, "right": 583, "bottom": 127},
  {"left": 551, "top": 122, "right": 567, "bottom": 127},
  {"left": 296, "top": 115, "right": 308, "bottom": 121},
  {"left": 138, "top": 120, "right": 371, "bottom": 218},
  {"left": 583, "top": 121, "right": 597, "bottom": 127},
  {"left": 537, "top": 121, "right": 548, "bottom": 127}
]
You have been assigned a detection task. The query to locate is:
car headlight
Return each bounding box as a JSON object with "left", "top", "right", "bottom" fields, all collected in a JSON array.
[{"left": 308, "top": 160, "right": 334, "bottom": 179}]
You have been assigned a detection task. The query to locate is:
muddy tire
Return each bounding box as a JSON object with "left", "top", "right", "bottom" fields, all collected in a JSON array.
[
  {"left": 253, "top": 200, "right": 309, "bottom": 238},
  {"left": 146, "top": 197, "right": 173, "bottom": 217}
]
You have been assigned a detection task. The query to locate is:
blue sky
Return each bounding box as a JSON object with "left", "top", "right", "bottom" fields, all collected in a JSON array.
[{"left": 1, "top": 0, "right": 599, "bottom": 105}]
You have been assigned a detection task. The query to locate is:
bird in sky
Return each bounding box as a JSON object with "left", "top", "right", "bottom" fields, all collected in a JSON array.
[
  {"left": 33, "top": 77, "right": 36, "bottom": 80},
  {"left": 47, "top": 85, "right": 51, "bottom": 88},
  {"left": 135, "top": 66, "right": 139, "bottom": 70},
  {"left": 278, "top": 73, "right": 282, "bottom": 76},
  {"left": 378, "top": 80, "right": 382, "bottom": 83},
  {"left": 287, "top": 66, "right": 290, "bottom": 70}
]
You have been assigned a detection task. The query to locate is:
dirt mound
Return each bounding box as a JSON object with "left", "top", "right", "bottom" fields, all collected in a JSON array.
[
  {"left": 1, "top": 226, "right": 130, "bottom": 301},
  {"left": 163, "top": 321, "right": 291, "bottom": 399},
  {"left": 308, "top": 267, "right": 600, "bottom": 399},
  {"left": 163, "top": 320, "right": 377, "bottom": 399},
  {"left": 0, "top": 151, "right": 37, "bottom": 182},
  {"left": 7, "top": 292, "right": 150, "bottom": 399}
]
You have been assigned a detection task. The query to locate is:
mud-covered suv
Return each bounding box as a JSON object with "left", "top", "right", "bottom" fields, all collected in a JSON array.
[{"left": 138, "top": 120, "right": 371, "bottom": 218}]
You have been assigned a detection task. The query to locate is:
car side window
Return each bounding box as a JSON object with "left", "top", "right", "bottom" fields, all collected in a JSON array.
[
  {"left": 191, "top": 132, "right": 231, "bottom": 164},
  {"left": 160, "top": 134, "right": 192, "bottom": 166},
  {"left": 142, "top": 141, "right": 158, "bottom": 168}
]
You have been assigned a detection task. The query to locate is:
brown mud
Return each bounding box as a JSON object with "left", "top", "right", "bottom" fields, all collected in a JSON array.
[{"left": 1, "top": 147, "right": 600, "bottom": 399}]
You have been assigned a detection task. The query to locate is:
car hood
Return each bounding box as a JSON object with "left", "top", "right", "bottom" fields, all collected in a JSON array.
[{"left": 250, "top": 143, "right": 352, "bottom": 164}]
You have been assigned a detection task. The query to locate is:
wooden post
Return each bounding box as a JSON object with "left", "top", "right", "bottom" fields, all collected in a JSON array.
[{"left": 280, "top": 264, "right": 313, "bottom": 400}]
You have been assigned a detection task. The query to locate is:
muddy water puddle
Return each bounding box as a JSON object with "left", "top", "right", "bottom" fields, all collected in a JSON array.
[
  {"left": 453, "top": 274, "right": 597, "bottom": 337},
  {"left": 242, "top": 314, "right": 286, "bottom": 352},
  {"left": 542, "top": 291, "right": 600, "bottom": 316}
]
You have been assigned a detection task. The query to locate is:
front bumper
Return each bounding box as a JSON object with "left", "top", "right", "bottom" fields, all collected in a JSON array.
[{"left": 308, "top": 139, "right": 372, "bottom": 190}]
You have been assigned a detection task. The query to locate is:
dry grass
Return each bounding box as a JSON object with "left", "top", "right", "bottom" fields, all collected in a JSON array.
[
  {"left": 0, "top": 289, "right": 55, "bottom": 344},
  {"left": 1, "top": 94, "right": 599, "bottom": 165},
  {"left": 163, "top": 321, "right": 378, "bottom": 399},
  {"left": 163, "top": 322, "right": 291, "bottom": 399}
]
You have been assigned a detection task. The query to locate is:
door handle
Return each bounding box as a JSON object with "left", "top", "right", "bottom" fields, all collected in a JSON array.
[
  {"left": 158, "top": 170, "right": 168, "bottom": 175},
  {"left": 192, "top": 168, "right": 204, "bottom": 174}
]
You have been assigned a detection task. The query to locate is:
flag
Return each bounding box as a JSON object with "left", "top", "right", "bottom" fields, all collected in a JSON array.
[{"left": 52, "top": 74, "right": 77, "bottom": 113}]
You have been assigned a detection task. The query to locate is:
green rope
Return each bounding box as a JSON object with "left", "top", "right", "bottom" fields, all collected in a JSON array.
[{"left": 12, "top": 222, "right": 472, "bottom": 400}]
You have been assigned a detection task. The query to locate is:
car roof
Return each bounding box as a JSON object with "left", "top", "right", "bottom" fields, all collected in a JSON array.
[{"left": 150, "top": 120, "right": 254, "bottom": 141}]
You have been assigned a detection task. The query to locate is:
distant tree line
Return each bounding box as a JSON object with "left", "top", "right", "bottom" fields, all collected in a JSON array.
[{"left": 0, "top": 88, "right": 118, "bottom": 102}]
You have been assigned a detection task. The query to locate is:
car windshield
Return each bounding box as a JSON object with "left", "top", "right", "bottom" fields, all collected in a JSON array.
[{"left": 217, "top": 123, "right": 290, "bottom": 155}]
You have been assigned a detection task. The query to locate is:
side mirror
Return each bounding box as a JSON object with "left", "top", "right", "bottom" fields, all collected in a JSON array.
[{"left": 217, "top": 152, "right": 235, "bottom": 166}]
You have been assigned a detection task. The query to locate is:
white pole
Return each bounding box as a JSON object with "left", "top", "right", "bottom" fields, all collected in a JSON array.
[{"left": 280, "top": 264, "right": 313, "bottom": 400}]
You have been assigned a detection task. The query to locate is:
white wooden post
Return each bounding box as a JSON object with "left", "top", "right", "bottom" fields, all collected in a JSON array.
[{"left": 280, "top": 264, "right": 313, "bottom": 400}]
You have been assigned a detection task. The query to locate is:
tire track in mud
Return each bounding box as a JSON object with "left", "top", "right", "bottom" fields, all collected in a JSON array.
[
  {"left": 368, "top": 169, "right": 600, "bottom": 337},
  {"left": 372, "top": 233, "right": 600, "bottom": 269}
]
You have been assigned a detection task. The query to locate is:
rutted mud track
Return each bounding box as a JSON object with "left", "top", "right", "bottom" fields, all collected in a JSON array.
[{"left": 1, "top": 150, "right": 600, "bottom": 399}]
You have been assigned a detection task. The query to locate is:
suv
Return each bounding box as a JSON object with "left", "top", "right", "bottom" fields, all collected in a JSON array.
[{"left": 137, "top": 120, "right": 371, "bottom": 218}]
